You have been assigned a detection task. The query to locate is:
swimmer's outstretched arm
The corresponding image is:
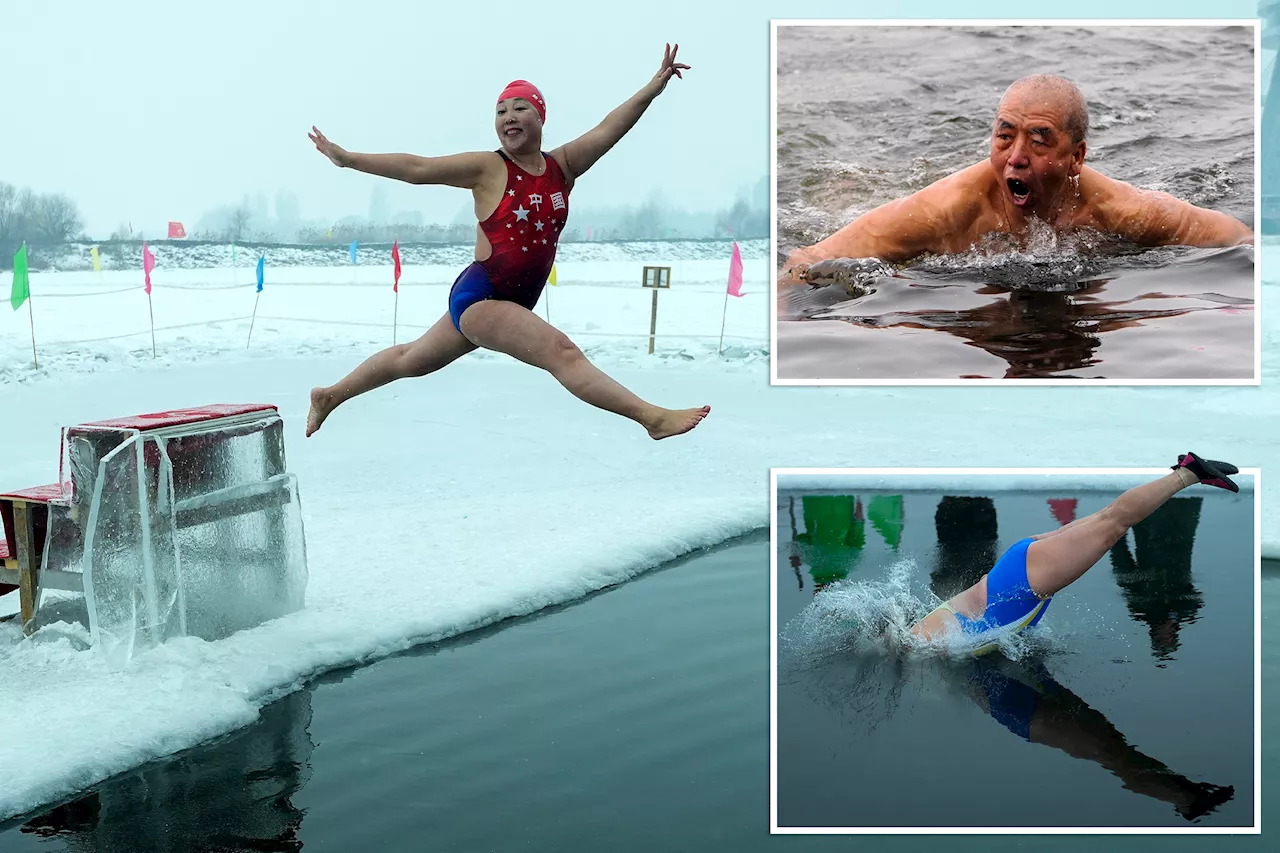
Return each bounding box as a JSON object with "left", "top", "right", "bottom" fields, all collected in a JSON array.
[
  {"left": 783, "top": 181, "right": 967, "bottom": 276},
  {"left": 554, "top": 44, "right": 690, "bottom": 180},
  {"left": 1120, "top": 187, "right": 1253, "bottom": 248},
  {"left": 308, "top": 126, "right": 494, "bottom": 189}
]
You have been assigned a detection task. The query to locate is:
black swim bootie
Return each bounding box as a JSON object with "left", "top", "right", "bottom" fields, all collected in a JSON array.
[{"left": 1173, "top": 453, "right": 1240, "bottom": 493}]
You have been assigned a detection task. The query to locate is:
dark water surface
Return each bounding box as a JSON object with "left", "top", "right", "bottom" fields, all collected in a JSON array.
[
  {"left": 777, "top": 490, "right": 1255, "bottom": 829},
  {"left": 775, "top": 26, "right": 1255, "bottom": 380},
  {"left": 0, "top": 532, "right": 1274, "bottom": 851}
]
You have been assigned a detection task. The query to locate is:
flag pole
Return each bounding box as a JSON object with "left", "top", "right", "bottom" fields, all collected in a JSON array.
[
  {"left": 247, "top": 291, "right": 261, "bottom": 349},
  {"left": 718, "top": 287, "right": 730, "bottom": 355},
  {"left": 26, "top": 249, "right": 38, "bottom": 368},
  {"left": 148, "top": 293, "right": 156, "bottom": 358},
  {"left": 393, "top": 289, "right": 399, "bottom": 345}
]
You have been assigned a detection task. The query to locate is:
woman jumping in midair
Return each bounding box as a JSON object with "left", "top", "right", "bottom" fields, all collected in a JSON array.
[
  {"left": 911, "top": 453, "right": 1241, "bottom": 652},
  {"left": 304, "top": 44, "right": 710, "bottom": 440}
]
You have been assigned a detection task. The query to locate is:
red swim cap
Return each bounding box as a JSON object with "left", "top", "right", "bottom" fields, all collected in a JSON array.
[{"left": 497, "top": 80, "right": 546, "bottom": 123}]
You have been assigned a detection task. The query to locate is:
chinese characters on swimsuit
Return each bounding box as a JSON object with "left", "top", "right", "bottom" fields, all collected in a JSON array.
[{"left": 773, "top": 21, "right": 1259, "bottom": 385}]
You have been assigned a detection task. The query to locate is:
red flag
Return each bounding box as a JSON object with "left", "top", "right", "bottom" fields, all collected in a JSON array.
[
  {"left": 167, "top": 221, "right": 186, "bottom": 238},
  {"left": 1048, "top": 498, "right": 1077, "bottom": 526},
  {"left": 392, "top": 241, "right": 401, "bottom": 292},
  {"left": 142, "top": 242, "right": 156, "bottom": 295}
]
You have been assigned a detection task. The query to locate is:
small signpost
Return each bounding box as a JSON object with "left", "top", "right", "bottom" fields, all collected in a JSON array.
[{"left": 642, "top": 265, "right": 671, "bottom": 355}]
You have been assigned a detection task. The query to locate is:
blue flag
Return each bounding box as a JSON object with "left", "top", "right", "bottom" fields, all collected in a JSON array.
[
  {"left": 349, "top": 240, "right": 358, "bottom": 264},
  {"left": 256, "top": 255, "right": 265, "bottom": 292}
]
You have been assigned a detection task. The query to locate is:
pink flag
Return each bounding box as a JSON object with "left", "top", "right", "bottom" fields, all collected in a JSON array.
[
  {"left": 726, "top": 240, "right": 744, "bottom": 297},
  {"left": 142, "top": 242, "right": 156, "bottom": 294},
  {"left": 392, "top": 240, "right": 401, "bottom": 292}
]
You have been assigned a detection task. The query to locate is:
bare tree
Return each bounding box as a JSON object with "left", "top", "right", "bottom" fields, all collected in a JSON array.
[
  {"left": 228, "top": 204, "right": 253, "bottom": 241},
  {"left": 28, "top": 193, "right": 84, "bottom": 243}
]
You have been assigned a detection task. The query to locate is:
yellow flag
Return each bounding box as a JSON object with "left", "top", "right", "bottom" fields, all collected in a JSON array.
[
  {"left": 89, "top": 246, "right": 101, "bottom": 272},
  {"left": 327, "top": 226, "right": 334, "bottom": 239},
  {"left": 549, "top": 264, "right": 557, "bottom": 286}
]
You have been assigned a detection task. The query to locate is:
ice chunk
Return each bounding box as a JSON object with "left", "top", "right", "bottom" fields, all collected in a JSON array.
[{"left": 77, "top": 414, "right": 307, "bottom": 661}]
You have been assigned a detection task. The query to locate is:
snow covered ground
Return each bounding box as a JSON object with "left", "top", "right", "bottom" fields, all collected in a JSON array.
[{"left": 0, "top": 239, "right": 1274, "bottom": 821}]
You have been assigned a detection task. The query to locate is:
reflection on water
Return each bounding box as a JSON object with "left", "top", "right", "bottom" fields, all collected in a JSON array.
[
  {"left": 778, "top": 247, "right": 1255, "bottom": 380},
  {"left": 789, "top": 495, "right": 904, "bottom": 594},
  {"left": 6, "top": 690, "right": 313, "bottom": 851},
  {"left": 931, "top": 496, "right": 999, "bottom": 598},
  {"left": 1110, "top": 498, "right": 1205, "bottom": 665},
  {"left": 966, "top": 656, "right": 1235, "bottom": 822}
]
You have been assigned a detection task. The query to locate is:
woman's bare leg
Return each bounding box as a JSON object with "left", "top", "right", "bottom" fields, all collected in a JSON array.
[
  {"left": 306, "top": 312, "right": 477, "bottom": 436},
  {"left": 1025, "top": 470, "right": 1201, "bottom": 597},
  {"left": 459, "top": 300, "right": 709, "bottom": 439}
]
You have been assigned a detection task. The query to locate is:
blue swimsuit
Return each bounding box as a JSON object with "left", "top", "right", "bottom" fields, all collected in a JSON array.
[{"left": 950, "top": 538, "right": 1052, "bottom": 648}]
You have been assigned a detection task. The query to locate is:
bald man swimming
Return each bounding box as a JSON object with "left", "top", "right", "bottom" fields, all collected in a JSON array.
[{"left": 784, "top": 74, "right": 1253, "bottom": 275}]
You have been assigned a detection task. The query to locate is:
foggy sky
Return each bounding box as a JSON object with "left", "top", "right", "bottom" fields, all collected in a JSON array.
[{"left": 4, "top": 0, "right": 1258, "bottom": 237}]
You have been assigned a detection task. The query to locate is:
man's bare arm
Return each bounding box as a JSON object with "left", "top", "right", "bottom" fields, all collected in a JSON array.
[
  {"left": 1122, "top": 189, "right": 1253, "bottom": 248},
  {"left": 783, "top": 192, "right": 957, "bottom": 277}
]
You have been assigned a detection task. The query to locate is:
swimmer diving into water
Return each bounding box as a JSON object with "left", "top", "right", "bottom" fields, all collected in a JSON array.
[
  {"left": 305, "top": 45, "right": 710, "bottom": 440},
  {"left": 911, "top": 453, "right": 1241, "bottom": 652},
  {"left": 784, "top": 74, "right": 1253, "bottom": 275}
]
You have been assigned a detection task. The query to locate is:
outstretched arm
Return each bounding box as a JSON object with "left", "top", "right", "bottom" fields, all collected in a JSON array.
[
  {"left": 783, "top": 192, "right": 955, "bottom": 279},
  {"left": 309, "top": 126, "right": 493, "bottom": 189},
  {"left": 554, "top": 44, "right": 690, "bottom": 180},
  {"left": 1121, "top": 188, "right": 1253, "bottom": 248}
]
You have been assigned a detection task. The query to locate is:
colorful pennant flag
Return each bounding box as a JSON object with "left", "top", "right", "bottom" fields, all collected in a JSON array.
[
  {"left": 327, "top": 226, "right": 334, "bottom": 239},
  {"left": 142, "top": 242, "right": 156, "bottom": 294},
  {"left": 549, "top": 264, "right": 557, "bottom": 286},
  {"left": 10, "top": 243, "right": 29, "bottom": 310},
  {"left": 392, "top": 240, "right": 401, "bottom": 292},
  {"left": 168, "top": 221, "right": 186, "bottom": 238},
  {"left": 349, "top": 240, "right": 358, "bottom": 264},
  {"left": 89, "top": 246, "right": 101, "bottom": 272},
  {"left": 256, "top": 254, "right": 265, "bottom": 292},
  {"left": 726, "top": 240, "right": 744, "bottom": 297}
]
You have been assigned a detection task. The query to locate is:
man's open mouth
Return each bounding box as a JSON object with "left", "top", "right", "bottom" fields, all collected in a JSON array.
[{"left": 1007, "top": 178, "right": 1031, "bottom": 206}]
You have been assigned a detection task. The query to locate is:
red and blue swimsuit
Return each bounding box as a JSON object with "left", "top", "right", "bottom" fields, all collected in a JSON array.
[{"left": 448, "top": 150, "right": 570, "bottom": 331}]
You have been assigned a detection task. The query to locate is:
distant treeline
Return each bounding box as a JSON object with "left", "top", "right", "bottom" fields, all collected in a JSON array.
[
  {"left": 0, "top": 181, "right": 85, "bottom": 269},
  {"left": 1, "top": 178, "right": 769, "bottom": 270}
]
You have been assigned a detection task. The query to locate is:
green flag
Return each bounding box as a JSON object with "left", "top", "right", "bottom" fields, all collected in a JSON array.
[{"left": 10, "top": 243, "right": 29, "bottom": 311}]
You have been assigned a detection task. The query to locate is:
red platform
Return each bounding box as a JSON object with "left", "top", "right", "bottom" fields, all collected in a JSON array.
[{"left": 78, "top": 403, "right": 276, "bottom": 432}]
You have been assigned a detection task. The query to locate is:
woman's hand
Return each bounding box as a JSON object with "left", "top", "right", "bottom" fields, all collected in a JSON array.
[
  {"left": 309, "top": 126, "right": 352, "bottom": 168},
  {"left": 647, "top": 43, "right": 690, "bottom": 97}
]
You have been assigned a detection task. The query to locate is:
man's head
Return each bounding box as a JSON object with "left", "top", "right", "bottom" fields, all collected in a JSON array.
[
  {"left": 496, "top": 80, "right": 546, "bottom": 155},
  {"left": 989, "top": 75, "right": 1089, "bottom": 219}
]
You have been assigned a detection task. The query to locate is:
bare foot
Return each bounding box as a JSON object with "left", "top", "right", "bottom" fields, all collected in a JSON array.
[
  {"left": 306, "top": 387, "right": 338, "bottom": 437},
  {"left": 646, "top": 405, "right": 710, "bottom": 440}
]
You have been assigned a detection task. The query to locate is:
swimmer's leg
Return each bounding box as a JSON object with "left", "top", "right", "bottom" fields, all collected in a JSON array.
[
  {"left": 458, "top": 300, "right": 709, "bottom": 440},
  {"left": 306, "top": 312, "right": 477, "bottom": 437},
  {"left": 1025, "top": 464, "right": 1224, "bottom": 597}
]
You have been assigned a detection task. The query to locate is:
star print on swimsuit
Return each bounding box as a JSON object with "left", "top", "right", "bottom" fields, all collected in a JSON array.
[{"left": 514, "top": 205, "right": 530, "bottom": 221}]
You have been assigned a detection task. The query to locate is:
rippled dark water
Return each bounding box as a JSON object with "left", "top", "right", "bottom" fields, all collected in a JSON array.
[
  {"left": 776, "top": 490, "right": 1255, "bottom": 829},
  {"left": 775, "top": 25, "right": 1256, "bottom": 380},
  {"left": 777, "top": 245, "right": 1256, "bottom": 379}
]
